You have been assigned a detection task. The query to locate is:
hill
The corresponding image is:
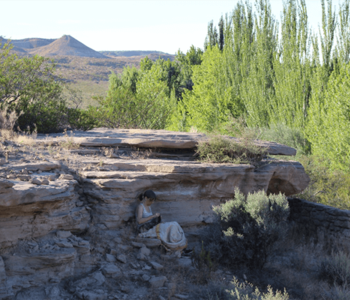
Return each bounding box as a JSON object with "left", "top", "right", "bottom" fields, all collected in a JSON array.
[
  {"left": 9, "top": 37, "right": 55, "bottom": 49},
  {"left": 28, "top": 35, "right": 108, "bottom": 58},
  {"left": 101, "top": 50, "right": 174, "bottom": 61}
]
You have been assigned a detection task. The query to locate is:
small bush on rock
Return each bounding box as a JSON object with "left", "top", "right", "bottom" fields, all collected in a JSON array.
[
  {"left": 319, "top": 251, "right": 350, "bottom": 287},
  {"left": 201, "top": 188, "right": 289, "bottom": 269},
  {"left": 196, "top": 135, "right": 267, "bottom": 165}
]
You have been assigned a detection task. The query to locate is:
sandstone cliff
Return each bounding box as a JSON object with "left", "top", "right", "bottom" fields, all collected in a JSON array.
[{"left": 0, "top": 129, "right": 309, "bottom": 299}]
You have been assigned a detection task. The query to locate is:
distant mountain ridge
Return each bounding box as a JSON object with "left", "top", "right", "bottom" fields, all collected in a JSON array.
[
  {"left": 101, "top": 50, "right": 172, "bottom": 57},
  {"left": 1, "top": 35, "right": 174, "bottom": 60}
]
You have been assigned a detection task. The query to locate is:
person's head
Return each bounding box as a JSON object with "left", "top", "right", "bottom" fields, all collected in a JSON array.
[{"left": 139, "top": 190, "right": 156, "bottom": 205}]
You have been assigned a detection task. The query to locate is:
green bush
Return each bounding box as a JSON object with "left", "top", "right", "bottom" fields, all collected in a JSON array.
[{"left": 201, "top": 188, "right": 289, "bottom": 269}]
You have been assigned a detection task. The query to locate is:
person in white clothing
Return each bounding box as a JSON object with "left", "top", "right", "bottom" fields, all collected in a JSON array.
[
  {"left": 136, "top": 190, "right": 161, "bottom": 233},
  {"left": 136, "top": 190, "right": 188, "bottom": 252}
]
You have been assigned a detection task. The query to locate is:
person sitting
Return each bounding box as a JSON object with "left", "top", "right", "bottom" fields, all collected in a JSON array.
[
  {"left": 136, "top": 189, "right": 187, "bottom": 252},
  {"left": 136, "top": 190, "right": 161, "bottom": 233}
]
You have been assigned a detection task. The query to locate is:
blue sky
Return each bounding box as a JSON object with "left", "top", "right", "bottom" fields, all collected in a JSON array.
[{"left": 1, "top": 1, "right": 326, "bottom": 54}]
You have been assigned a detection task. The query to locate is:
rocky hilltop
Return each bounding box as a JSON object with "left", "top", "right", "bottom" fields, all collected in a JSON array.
[
  {"left": 0, "top": 129, "right": 309, "bottom": 299},
  {"left": 1, "top": 36, "right": 174, "bottom": 60}
]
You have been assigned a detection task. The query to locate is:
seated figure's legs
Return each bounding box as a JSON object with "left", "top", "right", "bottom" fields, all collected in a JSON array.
[{"left": 137, "top": 216, "right": 161, "bottom": 233}]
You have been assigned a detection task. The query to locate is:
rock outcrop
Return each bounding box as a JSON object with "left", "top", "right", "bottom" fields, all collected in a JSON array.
[
  {"left": 81, "top": 158, "right": 309, "bottom": 229},
  {"left": 0, "top": 128, "right": 310, "bottom": 299}
]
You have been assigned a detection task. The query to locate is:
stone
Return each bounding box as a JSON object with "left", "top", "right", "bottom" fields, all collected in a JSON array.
[
  {"left": 56, "top": 241, "right": 73, "bottom": 248},
  {"left": 117, "top": 244, "right": 132, "bottom": 251},
  {"left": 102, "top": 264, "right": 122, "bottom": 278},
  {"left": 150, "top": 261, "right": 163, "bottom": 270},
  {"left": 56, "top": 230, "right": 72, "bottom": 239},
  {"left": 9, "top": 161, "right": 61, "bottom": 172},
  {"left": 48, "top": 174, "right": 56, "bottom": 181},
  {"left": 117, "top": 254, "right": 127, "bottom": 264},
  {"left": 137, "top": 246, "right": 151, "bottom": 261},
  {"left": 177, "top": 257, "right": 192, "bottom": 268},
  {"left": 0, "top": 158, "right": 6, "bottom": 165},
  {"left": 105, "top": 254, "right": 116, "bottom": 262},
  {"left": 131, "top": 241, "right": 144, "bottom": 248},
  {"left": 110, "top": 249, "right": 118, "bottom": 256},
  {"left": 17, "top": 174, "right": 31, "bottom": 181},
  {"left": 76, "top": 290, "right": 107, "bottom": 300},
  {"left": 174, "top": 294, "right": 189, "bottom": 299},
  {"left": 142, "top": 274, "right": 151, "bottom": 282},
  {"left": 59, "top": 174, "right": 74, "bottom": 180},
  {"left": 30, "top": 177, "right": 41, "bottom": 185},
  {"left": 149, "top": 276, "right": 167, "bottom": 288},
  {"left": 41, "top": 178, "right": 50, "bottom": 185},
  {"left": 74, "top": 271, "right": 106, "bottom": 289},
  {"left": 45, "top": 286, "right": 60, "bottom": 297}
]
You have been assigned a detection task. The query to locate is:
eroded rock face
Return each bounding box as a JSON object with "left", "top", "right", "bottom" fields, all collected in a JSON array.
[
  {"left": 0, "top": 128, "right": 310, "bottom": 299},
  {"left": 0, "top": 178, "right": 89, "bottom": 248},
  {"left": 81, "top": 159, "right": 309, "bottom": 228}
]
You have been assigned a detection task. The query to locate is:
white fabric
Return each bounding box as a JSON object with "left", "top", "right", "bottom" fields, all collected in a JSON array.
[
  {"left": 139, "top": 221, "right": 187, "bottom": 251},
  {"left": 141, "top": 203, "right": 153, "bottom": 218}
]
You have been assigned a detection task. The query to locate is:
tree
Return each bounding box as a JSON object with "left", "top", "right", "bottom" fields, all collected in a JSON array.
[
  {"left": 218, "top": 16, "right": 225, "bottom": 51},
  {"left": 0, "top": 41, "right": 67, "bottom": 132}
]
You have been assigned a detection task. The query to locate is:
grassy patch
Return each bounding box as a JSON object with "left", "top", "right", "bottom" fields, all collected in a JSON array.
[{"left": 196, "top": 135, "right": 267, "bottom": 165}]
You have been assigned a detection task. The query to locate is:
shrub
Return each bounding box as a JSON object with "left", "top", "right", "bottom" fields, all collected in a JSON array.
[
  {"left": 191, "top": 242, "right": 216, "bottom": 284},
  {"left": 260, "top": 123, "right": 310, "bottom": 156},
  {"left": 321, "top": 285, "right": 350, "bottom": 300},
  {"left": 196, "top": 135, "right": 267, "bottom": 165},
  {"left": 67, "top": 107, "right": 97, "bottom": 131},
  {"left": 319, "top": 251, "right": 350, "bottom": 287},
  {"left": 297, "top": 155, "right": 350, "bottom": 210},
  {"left": 201, "top": 188, "right": 289, "bottom": 269},
  {"left": 228, "top": 278, "right": 289, "bottom": 300}
]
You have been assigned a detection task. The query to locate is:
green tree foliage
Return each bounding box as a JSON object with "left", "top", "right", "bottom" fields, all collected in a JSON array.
[
  {"left": 306, "top": 64, "right": 350, "bottom": 171},
  {"left": 90, "top": 61, "right": 176, "bottom": 129},
  {"left": 174, "top": 46, "right": 243, "bottom": 132},
  {"left": 0, "top": 42, "right": 68, "bottom": 132}
]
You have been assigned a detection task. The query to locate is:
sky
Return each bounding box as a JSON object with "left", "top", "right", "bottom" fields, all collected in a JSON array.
[{"left": 1, "top": 0, "right": 328, "bottom": 54}]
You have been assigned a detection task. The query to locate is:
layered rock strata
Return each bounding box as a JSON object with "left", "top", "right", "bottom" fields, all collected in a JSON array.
[
  {"left": 0, "top": 128, "right": 310, "bottom": 299},
  {"left": 81, "top": 159, "right": 309, "bottom": 229}
]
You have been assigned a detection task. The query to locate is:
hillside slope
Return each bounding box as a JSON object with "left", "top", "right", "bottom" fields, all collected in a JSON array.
[
  {"left": 10, "top": 37, "right": 55, "bottom": 49},
  {"left": 28, "top": 35, "right": 108, "bottom": 58}
]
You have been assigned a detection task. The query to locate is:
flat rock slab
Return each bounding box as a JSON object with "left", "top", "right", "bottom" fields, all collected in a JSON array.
[{"left": 36, "top": 128, "right": 296, "bottom": 156}]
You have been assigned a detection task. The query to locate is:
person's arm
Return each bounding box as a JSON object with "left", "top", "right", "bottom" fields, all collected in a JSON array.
[{"left": 136, "top": 205, "right": 160, "bottom": 224}]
